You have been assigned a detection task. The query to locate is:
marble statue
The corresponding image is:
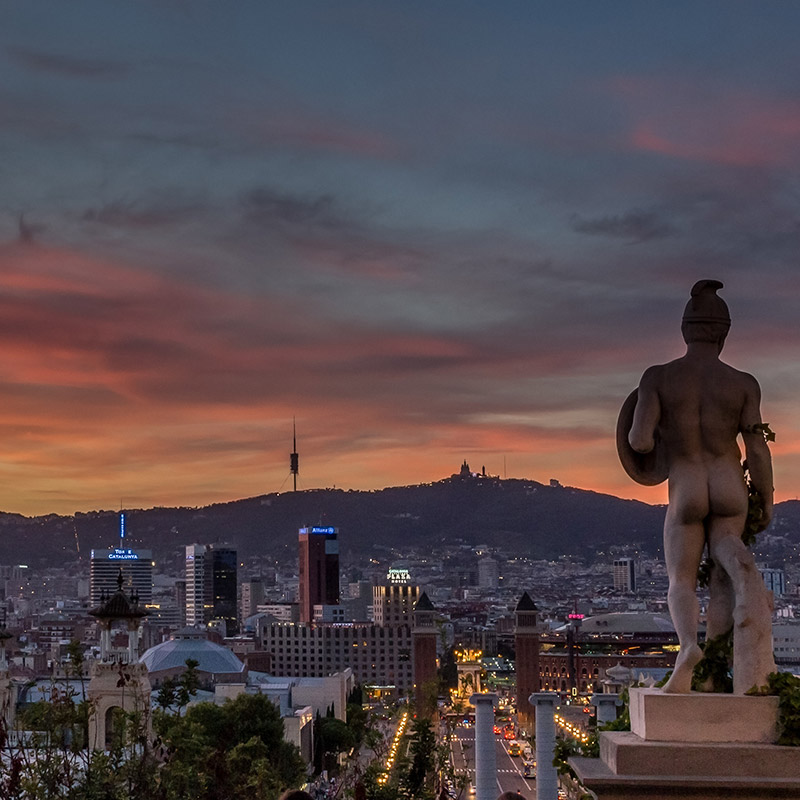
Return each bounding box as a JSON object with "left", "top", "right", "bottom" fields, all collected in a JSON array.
[{"left": 617, "top": 280, "right": 775, "bottom": 694}]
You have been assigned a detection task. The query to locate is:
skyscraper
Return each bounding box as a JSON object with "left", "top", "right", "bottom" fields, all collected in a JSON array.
[
  {"left": 298, "top": 526, "right": 339, "bottom": 623},
  {"left": 174, "top": 580, "right": 186, "bottom": 627},
  {"left": 185, "top": 544, "right": 210, "bottom": 627},
  {"left": 210, "top": 546, "right": 238, "bottom": 634},
  {"left": 760, "top": 567, "right": 786, "bottom": 597},
  {"left": 185, "top": 544, "right": 238, "bottom": 633},
  {"left": 240, "top": 578, "right": 265, "bottom": 622},
  {"left": 373, "top": 569, "right": 419, "bottom": 627},
  {"left": 613, "top": 557, "right": 636, "bottom": 593},
  {"left": 477, "top": 557, "right": 499, "bottom": 589},
  {"left": 90, "top": 548, "right": 153, "bottom": 606}
]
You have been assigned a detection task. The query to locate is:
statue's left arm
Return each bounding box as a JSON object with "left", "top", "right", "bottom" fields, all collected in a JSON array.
[{"left": 629, "top": 366, "right": 661, "bottom": 454}]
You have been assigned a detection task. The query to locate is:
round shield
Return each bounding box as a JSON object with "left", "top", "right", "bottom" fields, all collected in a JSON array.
[{"left": 616, "top": 389, "right": 669, "bottom": 486}]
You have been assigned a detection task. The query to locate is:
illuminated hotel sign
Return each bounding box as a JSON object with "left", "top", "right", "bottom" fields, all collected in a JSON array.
[{"left": 387, "top": 568, "right": 411, "bottom": 584}]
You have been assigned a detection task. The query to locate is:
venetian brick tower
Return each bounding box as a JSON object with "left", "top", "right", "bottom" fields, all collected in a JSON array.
[
  {"left": 514, "top": 591, "right": 541, "bottom": 734},
  {"left": 412, "top": 592, "right": 438, "bottom": 718}
]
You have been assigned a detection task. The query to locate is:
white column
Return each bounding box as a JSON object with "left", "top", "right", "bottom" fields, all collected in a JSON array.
[
  {"left": 100, "top": 624, "right": 111, "bottom": 660},
  {"left": 470, "top": 693, "right": 498, "bottom": 800},
  {"left": 591, "top": 693, "right": 620, "bottom": 725},
  {"left": 127, "top": 623, "right": 139, "bottom": 664},
  {"left": 530, "top": 693, "right": 558, "bottom": 800}
]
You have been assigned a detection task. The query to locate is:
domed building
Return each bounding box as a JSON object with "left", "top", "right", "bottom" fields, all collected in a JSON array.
[
  {"left": 540, "top": 611, "right": 679, "bottom": 694},
  {"left": 140, "top": 627, "right": 246, "bottom": 687}
]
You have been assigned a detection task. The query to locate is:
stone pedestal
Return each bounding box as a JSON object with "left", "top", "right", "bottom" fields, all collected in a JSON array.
[
  {"left": 630, "top": 687, "right": 779, "bottom": 743},
  {"left": 571, "top": 689, "right": 800, "bottom": 800}
]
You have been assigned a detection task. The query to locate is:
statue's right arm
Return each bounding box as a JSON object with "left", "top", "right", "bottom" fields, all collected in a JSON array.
[
  {"left": 629, "top": 367, "right": 661, "bottom": 454},
  {"left": 740, "top": 374, "right": 774, "bottom": 531}
]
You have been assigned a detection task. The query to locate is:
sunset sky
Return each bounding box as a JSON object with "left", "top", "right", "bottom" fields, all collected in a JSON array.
[{"left": 3, "top": 2, "right": 800, "bottom": 516}]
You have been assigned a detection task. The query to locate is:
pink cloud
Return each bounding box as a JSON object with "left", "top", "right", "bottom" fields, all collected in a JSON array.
[
  {"left": 608, "top": 76, "right": 800, "bottom": 167},
  {"left": 2, "top": 240, "right": 797, "bottom": 515}
]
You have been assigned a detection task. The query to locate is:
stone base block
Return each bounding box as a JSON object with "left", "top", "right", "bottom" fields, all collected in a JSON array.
[
  {"left": 629, "top": 687, "right": 779, "bottom": 743},
  {"left": 570, "top": 728, "right": 800, "bottom": 800},
  {"left": 601, "top": 731, "right": 799, "bottom": 779},
  {"left": 571, "top": 752, "right": 800, "bottom": 800}
]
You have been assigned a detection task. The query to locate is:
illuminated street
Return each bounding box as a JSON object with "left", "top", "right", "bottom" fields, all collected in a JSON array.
[{"left": 450, "top": 725, "right": 536, "bottom": 798}]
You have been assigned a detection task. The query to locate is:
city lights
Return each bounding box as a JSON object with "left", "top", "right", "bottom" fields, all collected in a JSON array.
[
  {"left": 378, "top": 711, "right": 408, "bottom": 785},
  {"left": 454, "top": 648, "right": 483, "bottom": 663},
  {"left": 554, "top": 713, "right": 591, "bottom": 746}
]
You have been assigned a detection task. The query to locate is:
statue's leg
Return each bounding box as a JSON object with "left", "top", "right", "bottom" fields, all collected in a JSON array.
[
  {"left": 709, "top": 532, "right": 775, "bottom": 694},
  {"left": 698, "top": 562, "right": 734, "bottom": 691},
  {"left": 661, "top": 504, "right": 705, "bottom": 694},
  {"left": 706, "top": 561, "right": 734, "bottom": 639}
]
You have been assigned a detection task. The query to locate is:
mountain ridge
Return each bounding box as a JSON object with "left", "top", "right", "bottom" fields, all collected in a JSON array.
[{"left": 1, "top": 475, "right": 797, "bottom": 569}]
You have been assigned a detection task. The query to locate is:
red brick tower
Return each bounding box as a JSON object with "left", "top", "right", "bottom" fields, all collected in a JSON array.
[
  {"left": 412, "top": 592, "right": 438, "bottom": 717},
  {"left": 515, "top": 591, "right": 541, "bottom": 735}
]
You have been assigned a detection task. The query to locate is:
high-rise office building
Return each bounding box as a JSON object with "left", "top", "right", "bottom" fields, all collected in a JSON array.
[
  {"left": 613, "top": 557, "right": 636, "bottom": 593},
  {"left": 373, "top": 579, "right": 420, "bottom": 628},
  {"left": 298, "top": 526, "right": 339, "bottom": 623},
  {"left": 240, "top": 578, "right": 265, "bottom": 622},
  {"left": 477, "top": 557, "right": 499, "bottom": 589},
  {"left": 760, "top": 567, "right": 786, "bottom": 597},
  {"left": 185, "top": 544, "right": 209, "bottom": 627},
  {"left": 90, "top": 548, "right": 153, "bottom": 606},
  {"left": 211, "top": 546, "right": 238, "bottom": 633},
  {"left": 342, "top": 580, "right": 374, "bottom": 622},
  {"left": 174, "top": 580, "right": 186, "bottom": 627},
  {"left": 185, "top": 544, "right": 238, "bottom": 633}
]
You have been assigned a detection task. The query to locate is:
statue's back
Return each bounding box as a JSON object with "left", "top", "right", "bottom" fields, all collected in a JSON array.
[{"left": 653, "top": 356, "right": 749, "bottom": 464}]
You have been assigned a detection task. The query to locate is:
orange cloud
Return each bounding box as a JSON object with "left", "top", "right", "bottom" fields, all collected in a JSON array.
[{"left": 1, "top": 240, "right": 797, "bottom": 516}]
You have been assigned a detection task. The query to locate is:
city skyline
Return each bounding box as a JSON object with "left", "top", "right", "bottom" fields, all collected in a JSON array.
[{"left": 3, "top": 3, "right": 800, "bottom": 516}]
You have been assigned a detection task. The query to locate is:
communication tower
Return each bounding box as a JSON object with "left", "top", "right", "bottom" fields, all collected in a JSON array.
[{"left": 290, "top": 418, "right": 299, "bottom": 491}]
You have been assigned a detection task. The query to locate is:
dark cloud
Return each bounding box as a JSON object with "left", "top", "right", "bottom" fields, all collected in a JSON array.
[
  {"left": 571, "top": 209, "right": 677, "bottom": 242},
  {"left": 17, "top": 214, "right": 45, "bottom": 244},
  {"left": 235, "top": 187, "right": 423, "bottom": 281},
  {"left": 241, "top": 188, "right": 340, "bottom": 229},
  {"left": 125, "top": 132, "right": 221, "bottom": 150},
  {"left": 82, "top": 199, "right": 204, "bottom": 229},
  {"left": 6, "top": 46, "right": 129, "bottom": 78}
]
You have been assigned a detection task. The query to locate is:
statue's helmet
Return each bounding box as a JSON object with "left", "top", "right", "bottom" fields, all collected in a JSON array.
[{"left": 682, "top": 279, "right": 730, "bottom": 327}]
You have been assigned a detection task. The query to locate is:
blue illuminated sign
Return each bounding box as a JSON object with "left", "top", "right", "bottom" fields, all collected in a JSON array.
[
  {"left": 120, "top": 513, "right": 126, "bottom": 540},
  {"left": 108, "top": 549, "right": 139, "bottom": 561},
  {"left": 311, "top": 526, "right": 336, "bottom": 535}
]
